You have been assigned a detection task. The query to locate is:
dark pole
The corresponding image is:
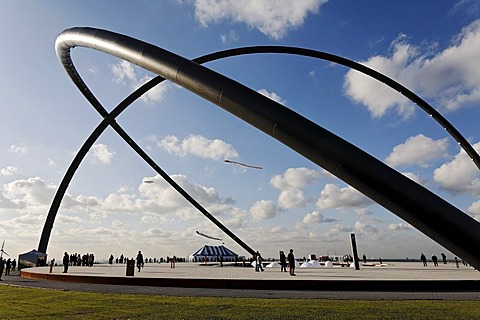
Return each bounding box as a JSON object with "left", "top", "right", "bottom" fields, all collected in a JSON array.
[{"left": 350, "top": 233, "right": 360, "bottom": 270}]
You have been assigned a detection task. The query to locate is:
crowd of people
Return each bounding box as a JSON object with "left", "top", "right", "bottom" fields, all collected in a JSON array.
[
  {"left": 0, "top": 258, "right": 17, "bottom": 280},
  {"left": 254, "top": 248, "right": 297, "bottom": 276},
  {"left": 420, "top": 252, "right": 468, "bottom": 267},
  {"left": 61, "top": 252, "right": 95, "bottom": 273},
  {"left": 53, "top": 250, "right": 471, "bottom": 275},
  {"left": 107, "top": 253, "right": 186, "bottom": 265},
  {"left": 67, "top": 252, "right": 95, "bottom": 267}
]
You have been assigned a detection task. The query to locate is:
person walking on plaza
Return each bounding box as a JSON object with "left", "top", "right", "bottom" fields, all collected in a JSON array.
[
  {"left": 432, "top": 254, "right": 439, "bottom": 267},
  {"left": 62, "top": 252, "right": 69, "bottom": 273},
  {"left": 279, "top": 251, "right": 287, "bottom": 272},
  {"left": 441, "top": 253, "right": 447, "bottom": 264},
  {"left": 420, "top": 253, "right": 427, "bottom": 267},
  {"left": 287, "top": 249, "right": 296, "bottom": 276},
  {"left": 5, "top": 258, "right": 11, "bottom": 275},
  {"left": 136, "top": 251, "right": 144, "bottom": 272},
  {"left": 255, "top": 251, "right": 264, "bottom": 272}
]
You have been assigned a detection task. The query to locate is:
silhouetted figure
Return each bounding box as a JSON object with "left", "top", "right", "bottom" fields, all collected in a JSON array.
[
  {"left": 288, "top": 249, "right": 296, "bottom": 276},
  {"left": 255, "top": 251, "right": 264, "bottom": 272},
  {"left": 420, "top": 253, "right": 427, "bottom": 267},
  {"left": 362, "top": 254, "right": 367, "bottom": 264},
  {"left": 62, "top": 252, "right": 69, "bottom": 273},
  {"left": 0, "top": 259, "right": 4, "bottom": 280},
  {"left": 441, "top": 253, "right": 447, "bottom": 264},
  {"left": 5, "top": 259, "right": 11, "bottom": 275},
  {"left": 432, "top": 254, "right": 438, "bottom": 267},
  {"left": 279, "top": 251, "right": 287, "bottom": 272},
  {"left": 136, "top": 251, "right": 144, "bottom": 272},
  {"left": 11, "top": 259, "right": 16, "bottom": 272},
  {"left": 109, "top": 254, "right": 114, "bottom": 264}
]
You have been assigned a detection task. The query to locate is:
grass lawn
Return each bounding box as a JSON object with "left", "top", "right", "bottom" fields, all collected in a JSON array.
[{"left": 1, "top": 285, "right": 479, "bottom": 320}]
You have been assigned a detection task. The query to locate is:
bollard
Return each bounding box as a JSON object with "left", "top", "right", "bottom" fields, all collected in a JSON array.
[
  {"left": 126, "top": 258, "right": 135, "bottom": 276},
  {"left": 49, "top": 258, "right": 55, "bottom": 273}
]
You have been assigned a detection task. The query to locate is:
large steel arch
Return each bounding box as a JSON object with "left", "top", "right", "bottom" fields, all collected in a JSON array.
[{"left": 43, "top": 27, "right": 480, "bottom": 269}]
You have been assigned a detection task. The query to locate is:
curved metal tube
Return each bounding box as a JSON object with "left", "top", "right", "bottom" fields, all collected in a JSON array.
[{"left": 45, "top": 27, "right": 480, "bottom": 269}]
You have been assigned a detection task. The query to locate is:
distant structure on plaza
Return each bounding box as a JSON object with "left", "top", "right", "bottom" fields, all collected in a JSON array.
[{"left": 38, "top": 27, "right": 480, "bottom": 270}]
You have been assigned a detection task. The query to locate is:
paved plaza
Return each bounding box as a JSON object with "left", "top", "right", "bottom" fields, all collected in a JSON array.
[{"left": 0, "top": 261, "right": 477, "bottom": 300}]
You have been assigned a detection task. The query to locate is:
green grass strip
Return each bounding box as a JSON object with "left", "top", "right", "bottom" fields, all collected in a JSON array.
[{"left": 1, "top": 285, "right": 479, "bottom": 320}]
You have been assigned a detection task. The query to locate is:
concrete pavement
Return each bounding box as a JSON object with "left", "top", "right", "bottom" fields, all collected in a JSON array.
[{"left": 1, "top": 261, "right": 479, "bottom": 300}]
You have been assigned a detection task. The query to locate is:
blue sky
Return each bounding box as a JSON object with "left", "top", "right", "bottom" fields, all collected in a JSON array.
[{"left": 1, "top": 0, "right": 479, "bottom": 262}]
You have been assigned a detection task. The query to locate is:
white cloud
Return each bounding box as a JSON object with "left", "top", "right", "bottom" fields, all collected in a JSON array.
[
  {"left": 467, "top": 201, "right": 480, "bottom": 221},
  {"left": 0, "top": 177, "right": 101, "bottom": 216},
  {"left": 258, "top": 89, "right": 287, "bottom": 105},
  {"left": 58, "top": 214, "right": 84, "bottom": 224},
  {"left": 0, "top": 166, "right": 18, "bottom": 176},
  {"left": 144, "top": 228, "right": 173, "bottom": 238},
  {"left": 102, "top": 193, "right": 144, "bottom": 213},
  {"left": 2, "top": 177, "right": 56, "bottom": 212},
  {"left": 388, "top": 222, "right": 411, "bottom": 231},
  {"left": 316, "top": 184, "right": 372, "bottom": 210},
  {"left": 250, "top": 199, "right": 276, "bottom": 220},
  {"left": 110, "top": 60, "right": 169, "bottom": 104},
  {"left": 112, "top": 220, "right": 128, "bottom": 230},
  {"left": 433, "top": 142, "right": 480, "bottom": 196},
  {"left": 401, "top": 172, "right": 424, "bottom": 185},
  {"left": 0, "top": 191, "right": 16, "bottom": 209},
  {"left": 8, "top": 144, "right": 28, "bottom": 154},
  {"left": 344, "top": 19, "right": 480, "bottom": 118},
  {"left": 450, "top": 0, "right": 480, "bottom": 17},
  {"left": 385, "top": 134, "right": 449, "bottom": 167},
  {"left": 271, "top": 167, "right": 320, "bottom": 190},
  {"left": 194, "top": 0, "right": 327, "bottom": 40},
  {"left": 271, "top": 167, "right": 320, "bottom": 209},
  {"left": 277, "top": 189, "right": 308, "bottom": 209},
  {"left": 325, "top": 223, "right": 353, "bottom": 238},
  {"left": 137, "top": 174, "right": 227, "bottom": 215},
  {"left": 89, "top": 144, "right": 115, "bottom": 165},
  {"left": 223, "top": 211, "right": 248, "bottom": 229},
  {"left": 111, "top": 60, "right": 136, "bottom": 83},
  {"left": 355, "top": 221, "right": 379, "bottom": 235},
  {"left": 47, "top": 159, "right": 56, "bottom": 167},
  {"left": 303, "top": 210, "right": 337, "bottom": 224},
  {"left": 221, "top": 29, "right": 239, "bottom": 43},
  {"left": 343, "top": 34, "right": 416, "bottom": 118},
  {"left": 154, "top": 134, "right": 239, "bottom": 161},
  {"left": 86, "top": 62, "right": 98, "bottom": 74}
]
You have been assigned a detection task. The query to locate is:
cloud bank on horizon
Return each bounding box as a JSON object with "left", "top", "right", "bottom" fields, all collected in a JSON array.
[{"left": 0, "top": 0, "right": 479, "bottom": 261}]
